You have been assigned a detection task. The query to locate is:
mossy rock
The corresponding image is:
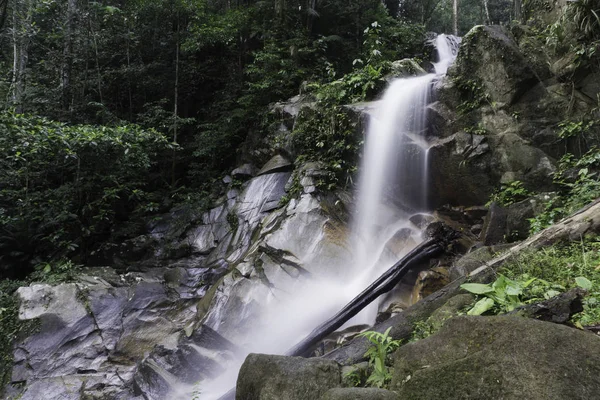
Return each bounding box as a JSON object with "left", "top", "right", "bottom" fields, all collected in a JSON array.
[
  {"left": 390, "top": 316, "right": 600, "bottom": 399},
  {"left": 450, "top": 25, "right": 542, "bottom": 107},
  {"left": 320, "top": 387, "right": 399, "bottom": 400},
  {"left": 236, "top": 353, "right": 341, "bottom": 400}
]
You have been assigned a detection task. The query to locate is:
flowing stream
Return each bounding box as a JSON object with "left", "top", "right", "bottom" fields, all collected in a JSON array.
[{"left": 197, "top": 34, "right": 460, "bottom": 400}]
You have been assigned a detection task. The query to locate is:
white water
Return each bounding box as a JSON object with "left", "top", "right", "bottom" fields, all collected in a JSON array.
[
  {"left": 195, "top": 34, "right": 461, "bottom": 400},
  {"left": 349, "top": 33, "right": 461, "bottom": 323}
]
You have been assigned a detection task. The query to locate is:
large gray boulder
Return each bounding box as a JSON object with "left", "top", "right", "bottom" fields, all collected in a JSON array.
[
  {"left": 390, "top": 316, "right": 600, "bottom": 399},
  {"left": 236, "top": 354, "right": 341, "bottom": 400},
  {"left": 450, "top": 25, "right": 543, "bottom": 106},
  {"left": 428, "top": 130, "right": 556, "bottom": 207}
]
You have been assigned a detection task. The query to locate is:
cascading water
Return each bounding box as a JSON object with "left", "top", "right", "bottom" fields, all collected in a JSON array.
[
  {"left": 348, "top": 33, "right": 461, "bottom": 322},
  {"left": 197, "top": 34, "right": 461, "bottom": 400}
]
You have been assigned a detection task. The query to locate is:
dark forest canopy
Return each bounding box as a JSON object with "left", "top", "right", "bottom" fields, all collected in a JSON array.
[{"left": 0, "top": 0, "right": 593, "bottom": 276}]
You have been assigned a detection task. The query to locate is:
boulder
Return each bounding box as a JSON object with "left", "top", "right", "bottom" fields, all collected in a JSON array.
[
  {"left": 390, "top": 316, "right": 600, "bottom": 399},
  {"left": 428, "top": 132, "right": 494, "bottom": 207},
  {"left": 236, "top": 354, "right": 341, "bottom": 400},
  {"left": 450, "top": 25, "right": 543, "bottom": 106},
  {"left": 257, "top": 155, "right": 293, "bottom": 176},
  {"left": 389, "top": 59, "right": 427, "bottom": 78},
  {"left": 428, "top": 131, "right": 556, "bottom": 208},
  {"left": 320, "top": 388, "right": 399, "bottom": 400},
  {"left": 232, "top": 164, "right": 258, "bottom": 178},
  {"left": 426, "top": 294, "right": 475, "bottom": 331},
  {"left": 480, "top": 202, "right": 508, "bottom": 245}
]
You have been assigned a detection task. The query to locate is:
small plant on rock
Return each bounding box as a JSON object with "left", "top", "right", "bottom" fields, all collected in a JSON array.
[
  {"left": 357, "top": 327, "right": 402, "bottom": 388},
  {"left": 461, "top": 274, "right": 537, "bottom": 315}
]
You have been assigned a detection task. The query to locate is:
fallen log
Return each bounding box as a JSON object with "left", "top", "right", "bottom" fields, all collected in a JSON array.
[{"left": 287, "top": 222, "right": 458, "bottom": 357}]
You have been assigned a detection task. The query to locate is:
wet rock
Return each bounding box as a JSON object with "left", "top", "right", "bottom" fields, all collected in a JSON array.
[
  {"left": 428, "top": 132, "right": 493, "bottom": 207},
  {"left": 382, "top": 228, "right": 417, "bottom": 260},
  {"left": 236, "top": 354, "right": 341, "bottom": 400},
  {"left": 480, "top": 202, "right": 508, "bottom": 245},
  {"left": 409, "top": 214, "right": 435, "bottom": 230},
  {"left": 426, "top": 100, "right": 455, "bottom": 139},
  {"left": 390, "top": 316, "right": 600, "bottom": 399},
  {"left": 321, "top": 387, "right": 399, "bottom": 400},
  {"left": 411, "top": 267, "right": 450, "bottom": 304},
  {"left": 232, "top": 163, "right": 258, "bottom": 178},
  {"left": 14, "top": 284, "right": 103, "bottom": 380},
  {"left": 257, "top": 155, "right": 293, "bottom": 176},
  {"left": 389, "top": 58, "right": 427, "bottom": 78}
]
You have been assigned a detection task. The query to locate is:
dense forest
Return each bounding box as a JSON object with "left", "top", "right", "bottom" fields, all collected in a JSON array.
[
  {"left": 0, "top": 0, "right": 518, "bottom": 277},
  {"left": 2, "top": 0, "right": 600, "bottom": 399}
]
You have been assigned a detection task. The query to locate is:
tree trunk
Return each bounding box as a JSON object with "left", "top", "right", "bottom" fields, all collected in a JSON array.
[
  {"left": 0, "top": 0, "right": 8, "bottom": 33},
  {"left": 483, "top": 0, "right": 491, "bottom": 24},
  {"left": 453, "top": 0, "right": 459, "bottom": 36},
  {"left": 62, "top": 0, "right": 77, "bottom": 111},
  {"left": 172, "top": 12, "right": 180, "bottom": 186},
  {"left": 11, "top": 0, "right": 32, "bottom": 113},
  {"left": 514, "top": 0, "right": 522, "bottom": 22}
]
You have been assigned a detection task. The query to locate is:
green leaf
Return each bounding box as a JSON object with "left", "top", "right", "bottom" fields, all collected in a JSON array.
[
  {"left": 505, "top": 283, "right": 522, "bottom": 296},
  {"left": 544, "top": 290, "right": 561, "bottom": 299},
  {"left": 575, "top": 276, "right": 593, "bottom": 290},
  {"left": 467, "top": 297, "right": 495, "bottom": 315},
  {"left": 460, "top": 283, "right": 494, "bottom": 294}
]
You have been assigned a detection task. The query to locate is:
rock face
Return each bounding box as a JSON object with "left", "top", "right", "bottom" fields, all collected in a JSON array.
[
  {"left": 425, "top": 22, "right": 599, "bottom": 207},
  {"left": 390, "top": 316, "right": 600, "bottom": 399},
  {"left": 12, "top": 279, "right": 200, "bottom": 400},
  {"left": 6, "top": 149, "right": 355, "bottom": 399},
  {"left": 236, "top": 354, "right": 341, "bottom": 400},
  {"left": 452, "top": 26, "right": 544, "bottom": 105}
]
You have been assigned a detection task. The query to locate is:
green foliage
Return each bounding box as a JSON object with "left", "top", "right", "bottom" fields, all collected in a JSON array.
[
  {"left": 411, "top": 319, "right": 438, "bottom": 341},
  {"left": 343, "top": 365, "right": 370, "bottom": 387},
  {"left": 292, "top": 107, "right": 362, "bottom": 190},
  {"left": 0, "top": 112, "right": 171, "bottom": 274},
  {"left": 358, "top": 327, "right": 402, "bottom": 388},
  {"left": 288, "top": 17, "right": 424, "bottom": 192},
  {"left": 454, "top": 78, "right": 491, "bottom": 115},
  {"left": 498, "top": 241, "right": 600, "bottom": 326},
  {"left": 29, "top": 259, "right": 82, "bottom": 284},
  {"left": 464, "top": 123, "right": 487, "bottom": 135},
  {"left": 558, "top": 119, "right": 595, "bottom": 139},
  {"left": 568, "top": 0, "right": 600, "bottom": 40},
  {"left": 487, "top": 181, "right": 531, "bottom": 206},
  {"left": 530, "top": 145, "right": 600, "bottom": 234},
  {"left": 461, "top": 275, "right": 537, "bottom": 315}
]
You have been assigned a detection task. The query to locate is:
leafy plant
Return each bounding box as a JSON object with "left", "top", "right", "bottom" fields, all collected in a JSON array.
[
  {"left": 461, "top": 275, "right": 537, "bottom": 315},
  {"left": 357, "top": 327, "right": 402, "bottom": 388},
  {"left": 530, "top": 146, "right": 600, "bottom": 234},
  {"left": 497, "top": 241, "right": 600, "bottom": 326},
  {"left": 487, "top": 181, "right": 531, "bottom": 207},
  {"left": 568, "top": 0, "right": 600, "bottom": 40},
  {"left": 558, "top": 119, "right": 595, "bottom": 139},
  {"left": 0, "top": 112, "right": 172, "bottom": 274}
]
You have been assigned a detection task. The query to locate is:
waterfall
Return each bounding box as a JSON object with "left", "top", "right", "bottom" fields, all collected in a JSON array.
[
  {"left": 348, "top": 33, "right": 461, "bottom": 323},
  {"left": 198, "top": 34, "right": 461, "bottom": 400}
]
